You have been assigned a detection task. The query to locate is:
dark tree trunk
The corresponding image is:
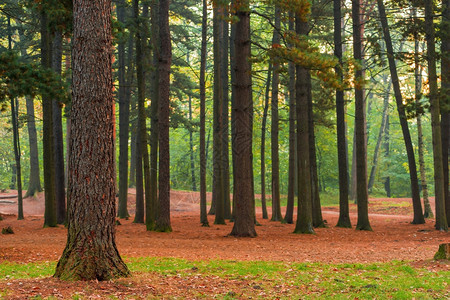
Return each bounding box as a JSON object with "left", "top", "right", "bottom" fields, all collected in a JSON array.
[
  {"left": 285, "top": 13, "right": 296, "bottom": 225},
  {"left": 54, "top": 0, "right": 129, "bottom": 280},
  {"left": 383, "top": 114, "right": 391, "bottom": 197},
  {"left": 261, "top": 64, "right": 272, "bottom": 220},
  {"left": 188, "top": 92, "right": 197, "bottom": 192},
  {"left": 230, "top": 0, "right": 256, "bottom": 237},
  {"left": 334, "top": 0, "right": 351, "bottom": 228},
  {"left": 424, "top": 0, "right": 448, "bottom": 231},
  {"left": 230, "top": 1, "right": 237, "bottom": 220},
  {"left": 117, "top": 0, "right": 130, "bottom": 219},
  {"left": 353, "top": 0, "right": 371, "bottom": 231},
  {"left": 199, "top": 0, "right": 209, "bottom": 227},
  {"left": 377, "top": 0, "right": 424, "bottom": 224},
  {"left": 441, "top": 0, "right": 450, "bottom": 226},
  {"left": 270, "top": 5, "right": 282, "bottom": 222},
  {"left": 211, "top": 3, "right": 226, "bottom": 224},
  {"left": 155, "top": 0, "right": 172, "bottom": 232},
  {"left": 52, "top": 31, "right": 66, "bottom": 225},
  {"left": 308, "top": 78, "right": 325, "bottom": 228},
  {"left": 293, "top": 17, "right": 314, "bottom": 235},
  {"left": 11, "top": 98, "right": 24, "bottom": 220},
  {"left": 41, "top": 5, "right": 57, "bottom": 228},
  {"left": 147, "top": 0, "right": 159, "bottom": 231}
]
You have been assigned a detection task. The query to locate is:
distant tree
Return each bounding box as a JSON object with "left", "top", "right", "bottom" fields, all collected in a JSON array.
[
  {"left": 261, "top": 64, "right": 271, "bottom": 220},
  {"left": 230, "top": 0, "right": 256, "bottom": 238},
  {"left": 54, "top": 0, "right": 129, "bottom": 280}
]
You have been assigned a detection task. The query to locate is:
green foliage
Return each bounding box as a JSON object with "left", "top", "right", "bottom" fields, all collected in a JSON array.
[
  {"left": 0, "top": 51, "right": 69, "bottom": 108},
  {"left": 1, "top": 226, "right": 13, "bottom": 234}
]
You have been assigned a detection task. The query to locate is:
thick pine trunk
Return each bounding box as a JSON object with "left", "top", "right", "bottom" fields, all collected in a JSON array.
[
  {"left": 155, "top": 0, "right": 172, "bottom": 232},
  {"left": 230, "top": 0, "right": 256, "bottom": 237},
  {"left": 54, "top": 0, "right": 129, "bottom": 280}
]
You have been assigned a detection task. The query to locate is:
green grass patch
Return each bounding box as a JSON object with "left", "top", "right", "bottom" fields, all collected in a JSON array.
[{"left": 1, "top": 258, "right": 448, "bottom": 299}]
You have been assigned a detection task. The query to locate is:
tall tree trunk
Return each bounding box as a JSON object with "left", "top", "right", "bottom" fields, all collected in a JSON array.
[
  {"left": 211, "top": 2, "right": 226, "bottom": 224},
  {"left": 155, "top": 0, "right": 172, "bottom": 232},
  {"left": 229, "top": 0, "right": 256, "bottom": 237},
  {"left": 308, "top": 77, "right": 325, "bottom": 228},
  {"left": 199, "top": 0, "right": 209, "bottom": 227},
  {"left": 230, "top": 0, "right": 237, "bottom": 220},
  {"left": 270, "top": 5, "right": 282, "bottom": 222},
  {"left": 353, "top": 0, "right": 371, "bottom": 231},
  {"left": 188, "top": 92, "right": 197, "bottom": 192},
  {"left": 424, "top": 0, "right": 448, "bottom": 231},
  {"left": 41, "top": 4, "right": 57, "bottom": 228},
  {"left": 284, "top": 13, "right": 296, "bottom": 225},
  {"left": 383, "top": 113, "right": 391, "bottom": 197},
  {"left": 441, "top": 0, "right": 450, "bottom": 226},
  {"left": 377, "top": 0, "right": 424, "bottom": 224},
  {"left": 368, "top": 76, "right": 390, "bottom": 192},
  {"left": 261, "top": 64, "right": 272, "bottom": 220},
  {"left": 413, "top": 23, "right": 433, "bottom": 218},
  {"left": 54, "top": 0, "right": 130, "bottom": 280},
  {"left": 293, "top": 16, "right": 314, "bottom": 235},
  {"left": 147, "top": 0, "right": 159, "bottom": 230},
  {"left": 117, "top": 0, "right": 131, "bottom": 219},
  {"left": 334, "top": 0, "right": 351, "bottom": 228},
  {"left": 52, "top": 31, "right": 66, "bottom": 225}
]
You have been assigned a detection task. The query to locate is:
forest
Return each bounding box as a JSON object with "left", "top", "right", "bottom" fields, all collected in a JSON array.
[{"left": 0, "top": 0, "right": 449, "bottom": 298}]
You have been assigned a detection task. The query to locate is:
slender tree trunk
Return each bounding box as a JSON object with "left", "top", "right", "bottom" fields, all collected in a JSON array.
[
  {"left": 41, "top": 5, "right": 57, "bottom": 228},
  {"left": 368, "top": 76, "right": 390, "bottom": 192},
  {"left": 10, "top": 97, "right": 24, "bottom": 220},
  {"left": 293, "top": 16, "right": 314, "bottom": 235},
  {"left": 230, "top": 0, "right": 237, "bottom": 220},
  {"left": 52, "top": 31, "right": 66, "bottom": 225},
  {"left": 334, "top": 0, "right": 351, "bottom": 228},
  {"left": 413, "top": 23, "right": 433, "bottom": 218},
  {"left": 384, "top": 114, "right": 391, "bottom": 197},
  {"left": 285, "top": 14, "right": 296, "bottom": 224},
  {"left": 230, "top": 0, "right": 256, "bottom": 237},
  {"left": 54, "top": 0, "right": 129, "bottom": 280},
  {"left": 117, "top": 0, "right": 130, "bottom": 219},
  {"left": 270, "top": 5, "right": 282, "bottom": 222},
  {"left": 199, "top": 0, "right": 209, "bottom": 227},
  {"left": 155, "top": 0, "right": 172, "bottom": 232},
  {"left": 353, "top": 0, "right": 371, "bottom": 231},
  {"left": 377, "top": 0, "right": 424, "bottom": 224},
  {"left": 261, "top": 64, "right": 272, "bottom": 220},
  {"left": 424, "top": 0, "right": 448, "bottom": 231},
  {"left": 188, "top": 92, "right": 197, "bottom": 192}
]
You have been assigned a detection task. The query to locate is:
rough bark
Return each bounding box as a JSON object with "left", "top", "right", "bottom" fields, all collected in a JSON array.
[
  {"left": 54, "top": 0, "right": 129, "bottom": 280},
  {"left": 155, "top": 0, "right": 172, "bottom": 232},
  {"left": 424, "top": 0, "right": 448, "bottom": 231},
  {"left": 353, "top": 0, "right": 371, "bottom": 231},
  {"left": 293, "top": 17, "right": 314, "bottom": 235},
  {"left": 334, "top": 0, "right": 351, "bottom": 228},
  {"left": 230, "top": 0, "right": 256, "bottom": 237},
  {"left": 199, "top": 0, "right": 209, "bottom": 227},
  {"left": 377, "top": 0, "right": 424, "bottom": 224},
  {"left": 270, "top": 5, "right": 282, "bottom": 222},
  {"left": 261, "top": 64, "right": 271, "bottom": 220}
]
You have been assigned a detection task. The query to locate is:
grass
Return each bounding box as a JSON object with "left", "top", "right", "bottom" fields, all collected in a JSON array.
[{"left": 1, "top": 257, "right": 448, "bottom": 299}]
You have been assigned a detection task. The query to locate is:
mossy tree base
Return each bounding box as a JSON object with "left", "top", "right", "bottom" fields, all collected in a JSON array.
[{"left": 434, "top": 243, "right": 450, "bottom": 260}]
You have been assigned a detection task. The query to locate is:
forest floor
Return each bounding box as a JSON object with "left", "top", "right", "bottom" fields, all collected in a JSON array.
[{"left": 0, "top": 190, "right": 448, "bottom": 298}]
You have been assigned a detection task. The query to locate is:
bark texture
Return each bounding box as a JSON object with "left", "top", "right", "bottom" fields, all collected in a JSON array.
[{"left": 54, "top": 0, "right": 129, "bottom": 280}]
